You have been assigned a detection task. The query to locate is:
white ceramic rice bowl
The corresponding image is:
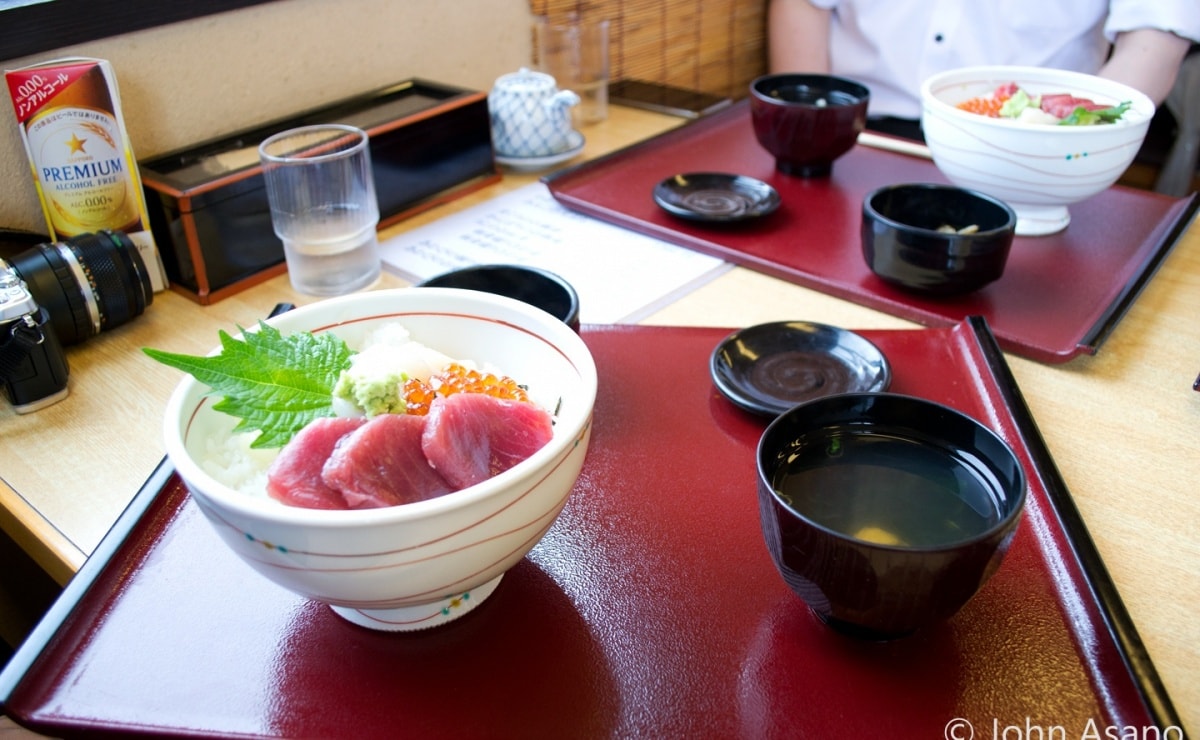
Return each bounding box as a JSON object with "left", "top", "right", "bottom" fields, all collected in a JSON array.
[
  {"left": 162, "top": 288, "right": 597, "bottom": 631},
  {"left": 920, "top": 65, "right": 1154, "bottom": 235}
]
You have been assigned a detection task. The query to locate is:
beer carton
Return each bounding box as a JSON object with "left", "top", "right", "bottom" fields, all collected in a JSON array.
[{"left": 6, "top": 57, "right": 167, "bottom": 291}]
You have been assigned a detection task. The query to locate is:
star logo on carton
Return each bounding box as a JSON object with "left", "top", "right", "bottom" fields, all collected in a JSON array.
[{"left": 65, "top": 132, "right": 87, "bottom": 155}]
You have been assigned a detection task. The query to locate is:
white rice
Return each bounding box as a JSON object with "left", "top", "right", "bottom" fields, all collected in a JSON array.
[{"left": 200, "top": 427, "right": 278, "bottom": 499}]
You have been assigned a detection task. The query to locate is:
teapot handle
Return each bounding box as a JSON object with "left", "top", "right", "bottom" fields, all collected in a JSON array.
[{"left": 544, "top": 90, "right": 582, "bottom": 111}]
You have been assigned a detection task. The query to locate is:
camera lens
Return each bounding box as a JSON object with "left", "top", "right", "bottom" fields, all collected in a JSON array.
[{"left": 3, "top": 230, "right": 153, "bottom": 346}]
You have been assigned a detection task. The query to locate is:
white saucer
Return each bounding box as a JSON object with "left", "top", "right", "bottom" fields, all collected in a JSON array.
[{"left": 496, "top": 132, "right": 585, "bottom": 172}]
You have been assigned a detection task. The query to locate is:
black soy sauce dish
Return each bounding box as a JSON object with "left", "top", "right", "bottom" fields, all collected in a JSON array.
[
  {"left": 653, "top": 173, "right": 781, "bottom": 222},
  {"left": 710, "top": 321, "right": 891, "bottom": 417}
]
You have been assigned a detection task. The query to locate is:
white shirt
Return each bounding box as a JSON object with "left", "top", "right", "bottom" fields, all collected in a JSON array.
[{"left": 806, "top": 0, "right": 1200, "bottom": 119}]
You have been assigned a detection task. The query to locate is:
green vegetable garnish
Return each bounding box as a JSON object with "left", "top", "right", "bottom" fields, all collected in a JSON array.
[
  {"left": 1058, "top": 101, "right": 1131, "bottom": 126},
  {"left": 998, "top": 88, "right": 1039, "bottom": 119},
  {"left": 144, "top": 322, "right": 353, "bottom": 449}
]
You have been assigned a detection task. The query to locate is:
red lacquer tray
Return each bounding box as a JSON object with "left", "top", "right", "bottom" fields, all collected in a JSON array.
[
  {"left": 0, "top": 321, "right": 1183, "bottom": 738},
  {"left": 545, "top": 101, "right": 1199, "bottom": 364}
]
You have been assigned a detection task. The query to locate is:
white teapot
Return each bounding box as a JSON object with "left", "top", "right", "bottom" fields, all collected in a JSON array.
[{"left": 488, "top": 68, "right": 580, "bottom": 158}]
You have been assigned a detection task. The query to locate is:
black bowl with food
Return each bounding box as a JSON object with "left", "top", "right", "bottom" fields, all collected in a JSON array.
[
  {"left": 750, "top": 73, "right": 870, "bottom": 178},
  {"left": 861, "top": 183, "right": 1016, "bottom": 296},
  {"left": 757, "top": 392, "right": 1027, "bottom": 639}
]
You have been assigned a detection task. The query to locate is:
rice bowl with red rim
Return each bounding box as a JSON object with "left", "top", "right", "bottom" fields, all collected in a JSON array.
[{"left": 162, "top": 287, "right": 597, "bottom": 631}]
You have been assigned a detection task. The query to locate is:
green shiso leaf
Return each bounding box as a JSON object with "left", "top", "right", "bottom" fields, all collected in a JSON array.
[
  {"left": 143, "top": 321, "right": 354, "bottom": 449},
  {"left": 1058, "top": 101, "right": 1131, "bottom": 126}
]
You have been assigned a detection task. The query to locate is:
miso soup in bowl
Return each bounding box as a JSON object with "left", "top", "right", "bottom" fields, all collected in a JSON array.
[{"left": 756, "top": 392, "right": 1026, "bottom": 640}]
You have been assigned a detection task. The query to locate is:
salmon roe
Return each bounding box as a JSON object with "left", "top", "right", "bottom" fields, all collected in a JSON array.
[
  {"left": 401, "top": 363, "right": 530, "bottom": 416},
  {"left": 956, "top": 94, "right": 1008, "bottom": 118}
]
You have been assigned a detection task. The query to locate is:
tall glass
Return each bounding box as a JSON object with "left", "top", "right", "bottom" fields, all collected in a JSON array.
[
  {"left": 535, "top": 17, "right": 610, "bottom": 125},
  {"left": 259, "top": 124, "right": 381, "bottom": 295}
]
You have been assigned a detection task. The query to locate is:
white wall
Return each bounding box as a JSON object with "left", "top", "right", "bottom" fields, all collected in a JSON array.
[{"left": 1, "top": 0, "right": 532, "bottom": 232}]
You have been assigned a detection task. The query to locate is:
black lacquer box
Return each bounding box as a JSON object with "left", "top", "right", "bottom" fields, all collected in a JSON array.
[{"left": 139, "top": 79, "right": 499, "bottom": 304}]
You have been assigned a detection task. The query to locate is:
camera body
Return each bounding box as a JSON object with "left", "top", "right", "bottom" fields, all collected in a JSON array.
[{"left": 0, "top": 264, "right": 69, "bottom": 413}]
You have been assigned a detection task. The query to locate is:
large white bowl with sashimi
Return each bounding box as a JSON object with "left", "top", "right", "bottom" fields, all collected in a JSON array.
[
  {"left": 160, "top": 287, "right": 596, "bottom": 631},
  {"left": 921, "top": 65, "right": 1154, "bottom": 235}
]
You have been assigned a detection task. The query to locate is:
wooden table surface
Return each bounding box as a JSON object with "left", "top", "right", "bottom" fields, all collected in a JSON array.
[{"left": 2, "top": 104, "right": 1197, "bottom": 735}]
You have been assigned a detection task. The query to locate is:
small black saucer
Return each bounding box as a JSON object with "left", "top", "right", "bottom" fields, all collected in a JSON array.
[
  {"left": 710, "top": 321, "right": 891, "bottom": 417},
  {"left": 653, "top": 173, "right": 781, "bottom": 222}
]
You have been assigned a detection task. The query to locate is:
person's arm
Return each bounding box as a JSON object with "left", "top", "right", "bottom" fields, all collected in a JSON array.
[
  {"left": 1097, "top": 28, "right": 1192, "bottom": 104},
  {"left": 768, "top": 0, "right": 833, "bottom": 73}
]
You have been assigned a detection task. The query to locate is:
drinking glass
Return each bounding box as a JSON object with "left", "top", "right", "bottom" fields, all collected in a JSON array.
[
  {"left": 259, "top": 124, "right": 381, "bottom": 296},
  {"left": 535, "top": 17, "right": 610, "bottom": 125}
]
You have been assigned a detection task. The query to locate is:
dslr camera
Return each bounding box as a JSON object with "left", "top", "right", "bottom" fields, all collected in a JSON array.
[{"left": 1, "top": 229, "right": 153, "bottom": 413}]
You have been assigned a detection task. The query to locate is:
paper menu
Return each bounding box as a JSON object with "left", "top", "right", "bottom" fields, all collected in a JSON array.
[{"left": 378, "top": 183, "right": 730, "bottom": 324}]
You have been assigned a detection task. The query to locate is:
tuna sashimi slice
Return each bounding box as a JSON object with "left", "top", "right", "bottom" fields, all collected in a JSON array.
[
  {"left": 422, "top": 393, "right": 554, "bottom": 489},
  {"left": 994, "top": 82, "right": 1020, "bottom": 99},
  {"left": 1040, "top": 93, "right": 1107, "bottom": 118},
  {"left": 266, "top": 417, "right": 366, "bottom": 509},
  {"left": 322, "top": 413, "right": 454, "bottom": 509}
]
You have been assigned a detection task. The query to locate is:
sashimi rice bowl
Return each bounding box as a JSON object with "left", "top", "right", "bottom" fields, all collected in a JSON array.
[
  {"left": 157, "top": 288, "right": 597, "bottom": 631},
  {"left": 921, "top": 65, "right": 1154, "bottom": 236}
]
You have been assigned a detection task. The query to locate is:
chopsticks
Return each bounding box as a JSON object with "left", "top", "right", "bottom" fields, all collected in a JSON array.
[{"left": 857, "top": 131, "right": 933, "bottom": 160}]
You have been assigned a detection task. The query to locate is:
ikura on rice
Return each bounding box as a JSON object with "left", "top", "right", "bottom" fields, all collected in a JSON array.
[
  {"left": 145, "top": 322, "right": 556, "bottom": 511},
  {"left": 955, "top": 82, "right": 1131, "bottom": 126}
]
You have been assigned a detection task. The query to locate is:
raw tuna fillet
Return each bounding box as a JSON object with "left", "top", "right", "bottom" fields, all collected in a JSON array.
[
  {"left": 422, "top": 393, "right": 554, "bottom": 489},
  {"left": 266, "top": 417, "right": 366, "bottom": 509},
  {"left": 1040, "top": 93, "right": 1106, "bottom": 119},
  {"left": 994, "top": 82, "right": 1020, "bottom": 99},
  {"left": 322, "top": 413, "right": 454, "bottom": 508}
]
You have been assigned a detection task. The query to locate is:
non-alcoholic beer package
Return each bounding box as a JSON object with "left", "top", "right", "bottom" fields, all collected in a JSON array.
[{"left": 6, "top": 57, "right": 167, "bottom": 291}]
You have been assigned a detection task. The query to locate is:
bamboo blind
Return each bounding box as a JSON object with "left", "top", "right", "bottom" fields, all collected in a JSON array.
[{"left": 529, "top": 0, "right": 768, "bottom": 100}]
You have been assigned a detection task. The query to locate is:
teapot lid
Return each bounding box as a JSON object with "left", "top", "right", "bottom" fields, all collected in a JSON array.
[{"left": 493, "top": 67, "right": 557, "bottom": 93}]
